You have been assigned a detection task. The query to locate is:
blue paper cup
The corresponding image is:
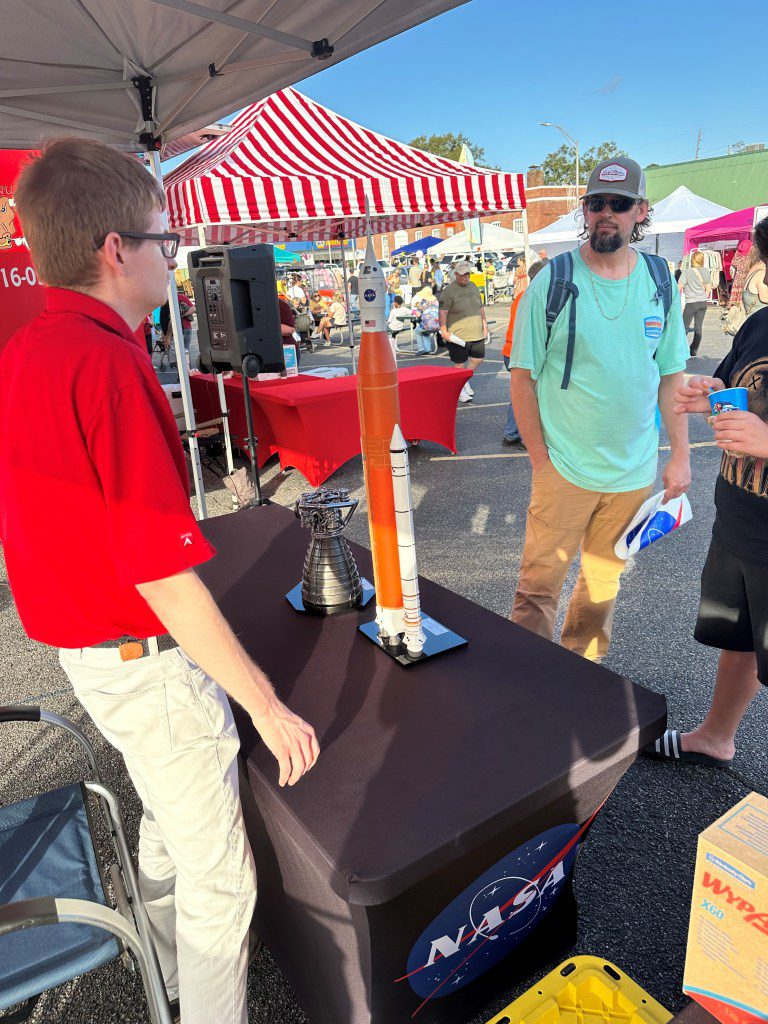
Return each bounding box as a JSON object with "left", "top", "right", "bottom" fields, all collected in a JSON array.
[{"left": 709, "top": 387, "right": 748, "bottom": 416}]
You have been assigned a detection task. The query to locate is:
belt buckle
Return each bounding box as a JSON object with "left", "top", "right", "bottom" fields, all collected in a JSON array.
[{"left": 119, "top": 641, "right": 145, "bottom": 662}]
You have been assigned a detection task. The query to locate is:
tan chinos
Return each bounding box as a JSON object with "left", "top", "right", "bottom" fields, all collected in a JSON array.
[{"left": 511, "top": 459, "right": 653, "bottom": 661}]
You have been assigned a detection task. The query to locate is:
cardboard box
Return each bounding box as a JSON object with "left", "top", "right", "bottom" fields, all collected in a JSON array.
[{"left": 684, "top": 793, "right": 768, "bottom": 1024}]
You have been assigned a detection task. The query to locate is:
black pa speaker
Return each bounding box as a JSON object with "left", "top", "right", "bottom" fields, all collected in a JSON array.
[{"left": 189, "top": 244, "right": 285, "bottom": 377}]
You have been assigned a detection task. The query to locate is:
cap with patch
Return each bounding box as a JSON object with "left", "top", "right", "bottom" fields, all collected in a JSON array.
[
  {"left": 453, "top": 260, "right": 473, "bottom": 275},
  {"left": 581, "top": 157, "right": 646, "bottom": 201}
]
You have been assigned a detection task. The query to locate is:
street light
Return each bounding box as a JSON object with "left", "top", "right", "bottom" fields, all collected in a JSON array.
[{"left": 540, "top": 122, "right": 579, "bottom": 207}]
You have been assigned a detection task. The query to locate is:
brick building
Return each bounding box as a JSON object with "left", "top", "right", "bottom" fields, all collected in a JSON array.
[{"left": 366, "top": 166, "right": 580, "bottom": 259}]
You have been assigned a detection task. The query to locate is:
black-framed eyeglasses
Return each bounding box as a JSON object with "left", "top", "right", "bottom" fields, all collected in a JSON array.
[
  {"left": 584, "top": 196, "right": 638, "bottom": 214},
  {"left": 96, "top": 231, "right": 180, "bottom": 258}
]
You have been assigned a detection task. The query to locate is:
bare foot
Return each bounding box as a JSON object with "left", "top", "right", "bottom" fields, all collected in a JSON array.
[{"left": 681, "top": 729, "right": 735, "bottom": 762}]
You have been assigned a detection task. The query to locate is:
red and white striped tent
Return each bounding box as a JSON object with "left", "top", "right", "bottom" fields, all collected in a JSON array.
[{"left": 165, "top": 88, "right": 526, "bottom": 245}]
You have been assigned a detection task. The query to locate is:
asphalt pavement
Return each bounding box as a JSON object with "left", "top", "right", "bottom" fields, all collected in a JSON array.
[{"left": 1, "top": 304, "right": 764, "bottom": 1023}]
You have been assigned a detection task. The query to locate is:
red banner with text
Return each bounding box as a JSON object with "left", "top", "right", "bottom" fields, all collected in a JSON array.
[{"left": 0, "top": 150, "right": 44, "bottom": 353}]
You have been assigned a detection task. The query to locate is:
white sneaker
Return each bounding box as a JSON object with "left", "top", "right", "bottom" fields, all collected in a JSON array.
[
  {"left": 459, "top": 384, "right": 473, "bottom": 403},
  {"left": 466, "top": 382, "right": 474, "bottom": 396}
]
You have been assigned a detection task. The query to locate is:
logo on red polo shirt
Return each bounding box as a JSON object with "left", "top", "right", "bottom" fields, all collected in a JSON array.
[{"left": 181, "top": 532, "right": 194, "bottom": 548}]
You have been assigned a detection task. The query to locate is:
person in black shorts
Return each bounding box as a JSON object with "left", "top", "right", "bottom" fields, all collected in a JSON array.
[
  {"left": 438, "top": 259, "right": 488, "bottom": 404},
  {"left": 647, "top": 215, "right": 768, "bottom": 768}
]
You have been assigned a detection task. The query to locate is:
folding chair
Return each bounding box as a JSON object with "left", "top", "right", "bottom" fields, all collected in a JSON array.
[{"left": 0, "top": 705, "right": 172, "bottom": 1023}]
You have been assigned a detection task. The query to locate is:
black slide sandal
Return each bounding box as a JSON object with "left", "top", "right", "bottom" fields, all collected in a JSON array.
[{"left": 643, "top": 728, "right": 734, "bottom": 769}]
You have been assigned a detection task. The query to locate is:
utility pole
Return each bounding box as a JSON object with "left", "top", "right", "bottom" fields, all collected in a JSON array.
[{"left": 695, "top": 129, "right": 702, "bottom": 160}]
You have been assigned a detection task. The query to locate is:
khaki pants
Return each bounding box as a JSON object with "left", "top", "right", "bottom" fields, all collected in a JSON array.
[
  {"left": 59, "top": 646, "right": 257, "bottom": 1024},
  {"left": 511, "top": 460, "right": 653, "bottom": 661}
]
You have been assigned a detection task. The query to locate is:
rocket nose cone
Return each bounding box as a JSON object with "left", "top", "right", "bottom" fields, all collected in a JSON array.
[{"left": 390, "top": 423, "right": 407, "bottom": 449}]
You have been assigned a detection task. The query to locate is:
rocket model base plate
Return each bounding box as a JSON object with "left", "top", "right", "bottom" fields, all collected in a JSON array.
[
  {"left": 358, "top": 614, "right": 467, "bottom": 667},
  {"left": 286, "top": 578, "right": 375, "bottom": 616}
]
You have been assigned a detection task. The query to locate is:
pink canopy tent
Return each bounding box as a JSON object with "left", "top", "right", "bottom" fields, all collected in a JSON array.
[{"left": 684, "top": 206, "right": 758, "bottom": 253}]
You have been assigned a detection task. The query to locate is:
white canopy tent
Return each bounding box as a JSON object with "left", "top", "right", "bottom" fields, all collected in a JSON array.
[
  {"left": 0, "top": 0, "right": 470, "bottom": 517},
  {"left": 529, "top": 187, "right": 732, "bottom": 262},
  {"left": 429, "top": 223, "right": 526, "bottom": 256}
]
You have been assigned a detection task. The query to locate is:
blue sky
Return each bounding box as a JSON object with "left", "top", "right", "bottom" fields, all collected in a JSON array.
[{"left": 284, "top": 0, "right": 765, "bottom": 174}]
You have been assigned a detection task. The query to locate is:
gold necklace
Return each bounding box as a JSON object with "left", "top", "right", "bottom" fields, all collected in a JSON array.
[{"left": 583, "top": 244, "right": 632, "bottom": 322}]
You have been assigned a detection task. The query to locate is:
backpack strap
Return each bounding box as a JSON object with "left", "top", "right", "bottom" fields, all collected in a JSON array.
[
  {"left": 545, "top": 251, "right": 580, "bottom": 390},
  {"left": 639, "top": 251, "right": 673, "bottom": 326}
]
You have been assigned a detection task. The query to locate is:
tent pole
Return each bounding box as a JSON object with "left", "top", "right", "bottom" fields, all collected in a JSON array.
[
  {"left": 149, "top": 151, "right": 207, "bottom": 519},
  {"left": 340, "top": 234, "right": 356, "bottom": 374},
  {"left": 197, "top": 224, "right": 237, "bottom": 507},
  {"left": 521, "top": 208, "right": 532, "bottom": 270}
]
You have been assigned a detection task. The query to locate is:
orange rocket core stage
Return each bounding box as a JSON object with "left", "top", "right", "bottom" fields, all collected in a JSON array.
[{"left": 356, "top": 327, "right": 404, "bottom": 614}]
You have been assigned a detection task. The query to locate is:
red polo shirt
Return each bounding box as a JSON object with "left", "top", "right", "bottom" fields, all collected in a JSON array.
[{"left": 0, "top": 288, "right": 216, "bottom": 647}]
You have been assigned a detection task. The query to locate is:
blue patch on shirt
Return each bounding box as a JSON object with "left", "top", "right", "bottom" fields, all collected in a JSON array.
[{"left": 644, "top": 316, "right": 663, "bottom": 339}]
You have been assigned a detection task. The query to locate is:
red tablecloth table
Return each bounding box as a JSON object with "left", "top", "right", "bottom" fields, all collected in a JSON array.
[{"left": 189, "top": 367, "right": 471, "bottom": 485}]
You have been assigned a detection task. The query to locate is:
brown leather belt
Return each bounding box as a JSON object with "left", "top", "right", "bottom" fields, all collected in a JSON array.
[{"left": 91, "top": 635, "right": 178, "bottom": 661}]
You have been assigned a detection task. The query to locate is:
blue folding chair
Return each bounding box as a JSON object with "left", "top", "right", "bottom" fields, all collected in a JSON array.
[{"left": 0, "top": 705, "right": 172, "bottom": 1023}]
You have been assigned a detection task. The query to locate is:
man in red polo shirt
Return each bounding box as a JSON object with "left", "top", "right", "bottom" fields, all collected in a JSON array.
[{"left": 0, "top": 139, "right": 319, "bottom": 1024}]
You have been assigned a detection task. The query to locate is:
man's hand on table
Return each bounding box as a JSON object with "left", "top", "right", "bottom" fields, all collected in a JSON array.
[{"left": 254, "top": 697, "right": 320, "bottom": 787}]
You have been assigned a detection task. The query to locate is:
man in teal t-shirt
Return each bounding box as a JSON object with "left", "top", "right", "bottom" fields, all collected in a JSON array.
[{"left": 509, "top": 156, "right": 691, "bottom": 662}]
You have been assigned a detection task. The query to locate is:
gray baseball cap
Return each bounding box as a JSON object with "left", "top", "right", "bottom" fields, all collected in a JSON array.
[{"left": 581, "top": 157, "right": 646, "bottom": 201}]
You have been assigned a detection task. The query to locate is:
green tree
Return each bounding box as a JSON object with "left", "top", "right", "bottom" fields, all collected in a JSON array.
[
  {"left": 541, "top": 140, "right": 627, "bottom": 185},
  {"left": 408, "top": 132, "right": 498, "bottom": 168}
]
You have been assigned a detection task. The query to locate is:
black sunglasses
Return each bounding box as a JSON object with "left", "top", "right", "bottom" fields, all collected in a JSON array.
[
  {"left": 96, "top": 231, "right": 180, "bottom": 258},
  {"left": 584, "top": 196, "right": 638, "bottom": 214}
]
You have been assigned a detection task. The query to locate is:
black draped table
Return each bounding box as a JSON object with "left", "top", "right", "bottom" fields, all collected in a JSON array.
[{"left": 198, "top": 505, "right": 666, "bottom": 1024}]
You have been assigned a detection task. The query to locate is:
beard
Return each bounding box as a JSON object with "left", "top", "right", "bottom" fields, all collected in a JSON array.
[{"left": 589, "top": 226, "right": 624, "bottom": 253}]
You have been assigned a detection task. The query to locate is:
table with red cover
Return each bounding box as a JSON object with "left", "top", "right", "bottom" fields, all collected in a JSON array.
[
  {"left": 188, "top": 366, "right": 471, "bottom": 485},
  {"left": 198, "top": 504, "right": 667, "bottom": 1024}
]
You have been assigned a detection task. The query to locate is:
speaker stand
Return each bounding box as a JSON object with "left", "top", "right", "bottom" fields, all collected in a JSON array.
[{"left": 241, "top": 372, "right": 269, "bottom": 507}]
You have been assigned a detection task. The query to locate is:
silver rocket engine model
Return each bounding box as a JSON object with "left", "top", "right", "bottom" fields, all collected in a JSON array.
[{"left": 293, "top": 489, "right": 365, "bottom": 615}]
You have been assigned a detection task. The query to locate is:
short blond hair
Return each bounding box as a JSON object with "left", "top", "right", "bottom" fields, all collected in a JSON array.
[
  {"left": 14, "top": 138, "right": 165, "bottom": 288},
  {"left": 691, "top": 250, "right": 705, "bottom": 268}
]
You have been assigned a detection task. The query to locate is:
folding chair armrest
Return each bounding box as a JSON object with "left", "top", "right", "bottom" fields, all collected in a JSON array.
[
  {"left": 0, "top": 705, "right": 41, "bottom": 723},
  {"left": 0, "top": 898, "right": 173, "bottom": 1024},
  {"left": 0, "top": 708, "right": 101, "bottom": 782},
  {"left": 0, "top": 896, "right": 58, "bottom": 936}
]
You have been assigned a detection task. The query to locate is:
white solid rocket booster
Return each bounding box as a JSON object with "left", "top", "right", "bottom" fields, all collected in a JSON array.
[{"left": 390, "top": 423, "right": 425, "bottom": 658}]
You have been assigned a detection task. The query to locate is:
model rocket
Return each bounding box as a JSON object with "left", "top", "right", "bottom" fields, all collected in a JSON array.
[
  {"left": 390, "top": 424, "right": 426, "bottom": 658},
  {"left": 357, "top": 204, "right": 406, "bottom": 643}
]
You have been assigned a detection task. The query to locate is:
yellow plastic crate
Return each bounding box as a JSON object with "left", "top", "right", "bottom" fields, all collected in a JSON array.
[{"left": 486, "top": 956, "right": 672, "bottom": 1024}]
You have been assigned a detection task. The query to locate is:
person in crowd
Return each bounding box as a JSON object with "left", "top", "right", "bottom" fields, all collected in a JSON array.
[
  {"left": 287, "top": 273, "right": 307, "bottom": 311},
  {"left": 647, "top": 217, "right": 768, "bottom": 768},
  {"left": 0, "top": 138, "right": 319, "bottom": 1024},
  {"left": 727, "top": 239, "right": 756, "bottom": 310},
  {"left": 742, "top": 254, "right": 768, "bottom": 317},
  {"left": 439, "top": 258, "right": 488, "bottom": 404},
  {"left": 538, "top": 249, "right": 549, "bottom": 264},
  {"left": 311, "top": 292, "right": 334, "bottom": 347},
  {"left": 327, "top": 291, "right": 348, "bottom": 331},
  {"left": 509, "top": 156, "right": 690, "bottom": 662},
  {"left": 420, "top": 259, "right": 435, "bottom": 290},
  {"left": 408, "top": 256, "right": 422, "bottom": 293},
  {"left": 347, "top": 264, "right": 359, "bottom": 312},
  {"left": 432, "top": 259, "right": 444, "bottom": 293},
  {"left": 484, "top": 257, "right": 496, "bottom": 302},
  {"left": 513, "top": 257, "right": 528, "bottom": 300},
  {"left": 278, "top": 294, "right": 300, "bottom": 367},
  {"left": 387, "top": 293, "right": 409, "bottom": 348},
  {"left": 501, "top": 260, "right": 545, "bottom": 448},
  {"left": 413, "top": 284, "right": 440, "bottom": 356},
  {"left": 159, "top": 286, "right": 195, "bottom": 361},
  {"left": 680, "top": 250, "right": 711, "bottom": 357}
]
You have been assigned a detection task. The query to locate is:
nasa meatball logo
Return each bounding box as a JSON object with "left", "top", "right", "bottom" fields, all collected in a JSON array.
[
  {"left": 364, "top": 288, "right": 376, "bottom": 302},
  {"left": 396, "top": 823, "right": 582, "bottom": 1010}
]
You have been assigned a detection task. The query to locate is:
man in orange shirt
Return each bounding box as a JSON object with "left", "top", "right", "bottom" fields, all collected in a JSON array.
[{"left": 502, "top": 260, "right": 545, "bottom": 447}]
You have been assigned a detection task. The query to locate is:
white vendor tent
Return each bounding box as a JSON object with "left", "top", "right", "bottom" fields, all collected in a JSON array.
[
  {"left": 530, "top": 187, "right": 732, "bottom": 261},
  {"left": 429, "top": 223, "right": 525, "bottom": 256}
]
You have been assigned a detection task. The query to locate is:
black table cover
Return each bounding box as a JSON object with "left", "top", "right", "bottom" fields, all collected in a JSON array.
[{"left": 199, "top": 505, "right": 666, "bottom": 1024}]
